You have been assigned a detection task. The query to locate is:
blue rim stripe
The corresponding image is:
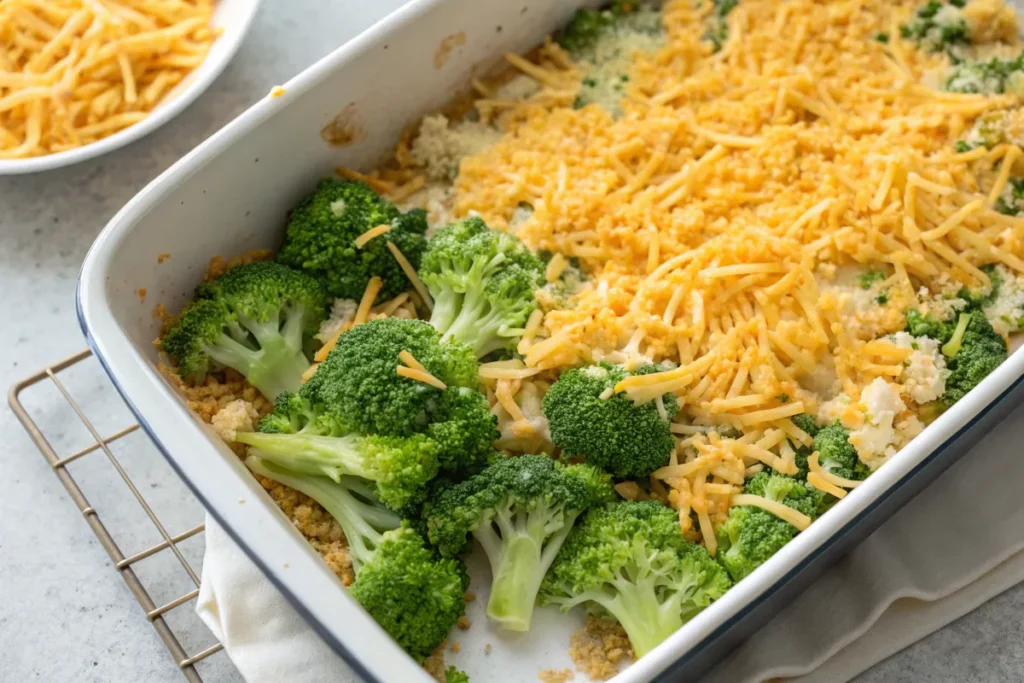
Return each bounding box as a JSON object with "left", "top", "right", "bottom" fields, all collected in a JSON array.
[{"left": 75, "top": 281, "right": 387, "bottom": 683}]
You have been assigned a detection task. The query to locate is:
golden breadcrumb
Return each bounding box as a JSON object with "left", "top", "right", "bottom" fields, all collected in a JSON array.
[
  {"left": 253, "top": 474, "right": 355, "bottom": 586},
  {"left": 423, "top": 641, "right": 448, "bottom": 682},
  {"left": 203, "top": 248, "right": 274, "bottom": 281},
  {"left": 449, "top": 641, "right": 462, "bottom": 654},
  {"left": 456, "top": 615, "right": 471, "bottom": 630},
  {"left": 568, "top": 617, "right": 633, "bottom": 681},
  {"left": 538, "top": 669, "right": 575, "bottom": 683},
  {"left": 158, "top": 365, "right": 273, "bottom": 455}
]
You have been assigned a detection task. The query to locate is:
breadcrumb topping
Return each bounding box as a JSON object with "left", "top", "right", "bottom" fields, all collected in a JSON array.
[
  {"left": 538, "top": 669, "right": 575, "bottom": 683},
  {"left": 568, "top": 617, "right": 633, "bottom": 681}
]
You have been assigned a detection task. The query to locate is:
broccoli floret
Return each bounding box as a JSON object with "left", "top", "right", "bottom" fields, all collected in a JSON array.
[
  {"left": 901, "top": 1, "right": 969, "bottom": 53},
  {"left": 539, "top": 500, "right": 731, "bottom": 657},
  {"left": 307, "top": 318, "right": 481, "bottom": 439},
  {"left": 543, "top": 363, "right": 678, "bottom": 478},
  {"left": 558, "top": 2, "right": 663, "bottom": 114},
  {"left": 420, "top": 217, "right": 545, "bottom": 358},
  {"left": 236, "top": 400, "right": 439, "bottom": 510},
  {"left": 994, "top": 178, "right": 1024, "bottom": 216},
  {"left": 959, "top": 265, "right": 1002, "bottom": 307},
  {"left": 905, "top": 308, "right": 955, "bottom": 341},
  {"left": 786, "top": 413, "right": 820, "bottom": 478},
  {"left": 906, "top": 298, "right": 1008, "bottom": 406},
  {"left": 277, "top": 178, "right": 428, "bottom": 300},
  {"left": 161, "top": 262, "right": 327, "bottom": 401},
  {"left": 705, "top": 0, "right": 739, "bottom": 52},
  {"left": 945, "top": 54, "right": 1024, "bottom": 95},
  {"left": 246, "top": 456, "right": 464, "bottom": 660},
  {"left": 941, "top": 312, "right": 1007, "bottom": 404},
  {"left": 813, "top": 421, "right": 869, "bottom": 481},
  {"left": 350, "top": 525, "right": 468, "bottom": 662},
  {"left": 715, "top": 472, "right": 821, "bottom": 582},
  {"left": 445, "top": 667, "right": 470, "bottom": 683},
  {"left": 425, "top": 455, "right": 614, "bottom": 631},
  {"left": 236, "top": 320, "right": 497, "bottom": 489},
  {"left": 557, "top": 1, "right": 640, "bottom": 54},
  {"left": 245, "top": 455, "right": 400, "bottom": 570}
]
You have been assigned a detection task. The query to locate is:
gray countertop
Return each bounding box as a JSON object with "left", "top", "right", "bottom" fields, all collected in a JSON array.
[{"left": 1, "top": 2, "right": 1023, "bottom": 682}]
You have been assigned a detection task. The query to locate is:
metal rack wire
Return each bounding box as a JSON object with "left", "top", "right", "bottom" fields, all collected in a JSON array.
[{"left": 9, "top": 349, "right": 228, "bottom": 682}]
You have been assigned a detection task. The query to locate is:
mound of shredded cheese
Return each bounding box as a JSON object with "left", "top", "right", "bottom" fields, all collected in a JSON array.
[
  {"left": 0, "top": 0, "right": 220, "bottom": 159},
  {"left": 368, "top": 0, "right": 1024, "bottom": 544}
]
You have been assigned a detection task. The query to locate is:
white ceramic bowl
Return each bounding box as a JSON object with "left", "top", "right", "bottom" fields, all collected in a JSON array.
[
  {"left": 76, "top": 1, "right": 1024, "bottom": 681},
  {"left": 0, "top": 0, "right": 261, "bottom": 176}
]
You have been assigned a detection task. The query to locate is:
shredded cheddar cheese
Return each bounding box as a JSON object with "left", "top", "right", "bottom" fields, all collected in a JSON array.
[
  {"left": 0, "top": 0, "right": 220, "bottom": 159},
  {"left": 354, "top": 224, "right": 392, "bottom": 248},
  {"left": 377, "top": 0, "right": 1024, "bottom": 546}
]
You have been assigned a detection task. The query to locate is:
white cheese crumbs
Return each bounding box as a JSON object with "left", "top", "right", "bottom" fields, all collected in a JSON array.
[
  {"left": 917, "top": 273, "right": 968, "bottom": 321},
  {"left": 984, "top": 267, "right": 1024, "bottom": 336},
  {"left": 411, "top": 114, "right": 502, "bottom": 182},
  {"left": 211, "top": 399, "right": 260, "bottom": 442},
  {"left": 889, "top": 332, "right": 949, "bottom": 404},
  {"left": 317, "top": 298, "right": 358, "bottom": 342},
  {"left": 583, "top": 365, "right": 610, "bottom": 379},
  {"left": 329, "top": 199, "right": 346, "bottom": 216},
  {"left": 848, "top": 378, "right": 906, "bottom": 468}
]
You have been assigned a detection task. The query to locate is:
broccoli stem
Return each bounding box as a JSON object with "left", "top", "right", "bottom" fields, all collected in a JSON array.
[
  {"left": 235, "top": 432, "right": 367, "bottom": 482},
  {"left": 428, "top": 290, "right": 464, "bottom": 337},
  {"left": 608, "top": 578, "right": 684, "bottom": 657},
  {"left": 202, "top": 314, "right": 311, "bottom": 400},
  {"left": 942, "top": 312, "right": 971, "bottom": 358},
  {"left": 476, "top": 505, "right": 578, "bottom": 631},
  {"left": 245, "top": 456, "right": 399, "bottom": 570},
  {"left": 440, "top": 287, "right": 518, "bottom": 358}
]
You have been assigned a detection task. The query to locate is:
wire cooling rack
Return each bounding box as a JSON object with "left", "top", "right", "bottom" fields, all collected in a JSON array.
[{"left": 9, "top": 349, "right": 231, "bottom": 682}]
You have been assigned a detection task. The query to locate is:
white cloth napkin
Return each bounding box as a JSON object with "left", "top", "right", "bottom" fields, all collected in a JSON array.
[{"left": 197, "top": 403, "right": 1024, "bottom": 683}]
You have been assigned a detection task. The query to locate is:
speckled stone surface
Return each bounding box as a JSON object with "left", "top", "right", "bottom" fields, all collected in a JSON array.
[{"left": 2, "top": 2, "right": 1023, "bottom": 682}]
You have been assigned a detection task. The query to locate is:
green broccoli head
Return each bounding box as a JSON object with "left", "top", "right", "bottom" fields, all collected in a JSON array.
[
  {"left": 715, "top": 473, "right": 821, "bottom": 582},
  {"left": 543, "top": 363, "right": 678, "bottom": 478},
  {"left": 420, "top": 217, "right": 545, "bottom": 358},
  {"left": 900, "top": 1, "right": 969, "bottom": 53},
  {"left": 251, "top": 319, "right": 496, "bottom": 479},
  {"left": 558, "top": 1, "right": 658, "bottom": 55},
  {"left": 244, "top": 455, "right": 401, "bottom": 572},
  {"left": 787, "top": 413, "right": 820, "bottom": 479},
  {"left": 307, "top": 318, "right": 480, "bottom": 438},
  {"left": 905, "top": 308, "right": 955, "bottom": 342},
  {"left": 161, "top": 262, "right": 327, "bottom": 400},
  {"left": 906, "top": 295, "right": 1008, "bottom": 406},
  {"left": 540, "top": 500, "right": 732, "bottom": 657},
  {"left": 958, "top": 264, "right": 1002, "bottom": 307},
  {"left": 425, "top": 455, "right": 614, "bottom": 631},
  {"left": 426, "top": 386, "right": 501, "bottom": 475},
  {"left": 277, "top": 178, "right": 428, "bottom": 300},
  {"left": 941, "top": 312, "right": 1007, "bottom": 404},
  {"left": 812, "top": 421, "right": 868, "bottom": 482},
  {"left": 350, "top": 525, "right": 467, "bottom": 662}
]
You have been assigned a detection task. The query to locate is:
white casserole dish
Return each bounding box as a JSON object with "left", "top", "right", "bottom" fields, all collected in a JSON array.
[{"left": 77, "top": 1, "right": 1024, "bottom": 681}]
